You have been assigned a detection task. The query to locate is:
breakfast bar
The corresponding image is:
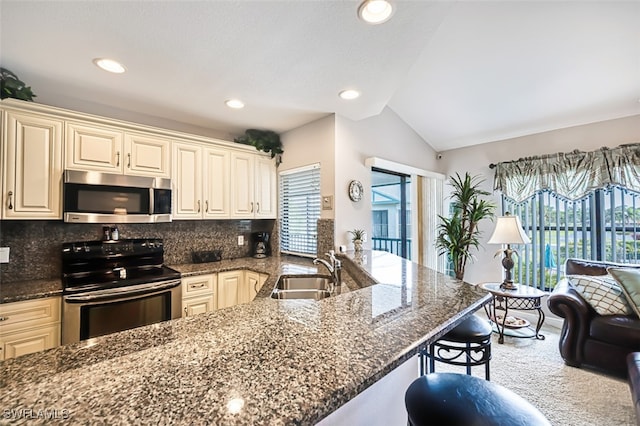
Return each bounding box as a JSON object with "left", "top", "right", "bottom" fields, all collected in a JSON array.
[{"left": 0, "top": 251, "right": 490, "bottom": 424}]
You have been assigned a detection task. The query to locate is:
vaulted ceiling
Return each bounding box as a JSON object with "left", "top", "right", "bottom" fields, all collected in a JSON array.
[{"left": 2, "top": 1, "right": 639, "bottom": 152}]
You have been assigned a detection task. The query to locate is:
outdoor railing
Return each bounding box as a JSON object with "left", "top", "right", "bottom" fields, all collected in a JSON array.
[{"left": 372, "top": 237, "right": 411, "bottom": 259}]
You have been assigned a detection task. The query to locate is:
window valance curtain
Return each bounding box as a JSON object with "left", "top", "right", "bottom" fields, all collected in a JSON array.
[{"left": 493, "top": 143, "right": 640, "bottom": 203}]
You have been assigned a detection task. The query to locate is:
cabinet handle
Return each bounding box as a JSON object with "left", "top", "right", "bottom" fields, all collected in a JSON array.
[
  {"left": 205, "top": 201, "right": 209, "bottom": 212},
  {"left": 7, "top": 191, "right": 13, "bottom": 210},
  {"left": 116, "top": 151, "right": 120, "bottom": 167},
  {"left": 190, "top": 282, "right": 206, "bottom": 289},
  {"left": 127, "top": 153, "right": 131, "bottom": 168},
  {"left": 250, "top": 202, "right": 254, "bottom": 213},
  {"left": 256, "top": 202, "right": 260, "bottom": 213},
  {"left": 197, "top": 200, "right": 201, "bottom": 213},
  {"left": 0, "top": 316, "right": 9, "bottom": 321}
]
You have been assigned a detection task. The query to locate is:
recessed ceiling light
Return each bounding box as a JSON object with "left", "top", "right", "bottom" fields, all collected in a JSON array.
[
  {"left": 339, "top": 89, "right": 360, "bottom": 100},
  {"left": 225, "top": 99, "right": 245, "bottom": 109},
  {"left": 93, "top": 58, "right": 126, "bottom": 74},
  {"left": 358, "top": 0, "right": 394, "bottom": 25}
]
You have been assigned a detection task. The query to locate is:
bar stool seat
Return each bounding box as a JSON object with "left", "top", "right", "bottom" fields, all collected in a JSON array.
[
  {"left": 420, "top": 315, "right": 492, "bottom": 380},
  {"left": 405, "top": 373, "right": 551, "bottom": 426}
]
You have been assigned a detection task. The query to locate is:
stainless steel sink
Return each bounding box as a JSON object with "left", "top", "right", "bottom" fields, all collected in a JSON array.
[{"left": 271, "top": 275, "right": 333, "bottom": 300}]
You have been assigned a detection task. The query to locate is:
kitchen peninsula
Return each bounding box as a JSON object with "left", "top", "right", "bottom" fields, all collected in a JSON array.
[{"left": 0, "top": 251, "right": 490, "bottom": 424}]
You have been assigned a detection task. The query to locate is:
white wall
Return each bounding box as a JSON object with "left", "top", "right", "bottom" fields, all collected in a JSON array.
[
  {"left": 440, "top": 114, "right": 640, "bottom": 284},
  {"left": 334, "top": 107, "right": 440, "bottom": 250},
  {"left": 280, "top": 114, "right": 336, "bottom": 219}
]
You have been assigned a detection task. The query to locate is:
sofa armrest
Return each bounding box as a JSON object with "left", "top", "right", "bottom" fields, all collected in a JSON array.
[
  {"left": 628, "top": 353, "right": 640, "bottom": 423},
  {"left": 547, "top": 278, "right": 595, "bottom": 366}
]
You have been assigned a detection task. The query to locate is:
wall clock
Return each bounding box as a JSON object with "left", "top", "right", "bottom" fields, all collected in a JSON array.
[{"left": 348, "top": 180, "right": 363, "bottom": 202}]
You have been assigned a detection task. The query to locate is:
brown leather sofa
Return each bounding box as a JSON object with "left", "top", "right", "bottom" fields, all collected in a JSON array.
[{"left": 547, "top": 259, "right": 640, "bottom": 377}]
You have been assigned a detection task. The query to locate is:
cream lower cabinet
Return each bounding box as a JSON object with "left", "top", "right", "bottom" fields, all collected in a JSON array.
[
  {"left": 181, "top": 274, "right": 216, "bottom": 318},
  {"left": 245, "top": 271, "right": 268, "bottom": 302},
  {"left": 218, "top": 270, "right": 267, "bottom": 308},
  {"left": 217, "top": 270, "right": 243, "bottom": 309},
  {"left": 0, "top": 297, "right": 61, "bottom": 360},
  {"left": 2, "top": 110, "right": 63, "bottom": 219}
]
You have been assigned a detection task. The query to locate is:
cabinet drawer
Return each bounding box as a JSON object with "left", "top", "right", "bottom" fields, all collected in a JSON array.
[
  {"left": 0, "top": 324, "right": 60, "bottom": 360},
  {"left": 0, "top": 297, "right": 61, "bottom": 333},
  {"left": 181, "top": 274, "right": 216, "bottom": 297}
]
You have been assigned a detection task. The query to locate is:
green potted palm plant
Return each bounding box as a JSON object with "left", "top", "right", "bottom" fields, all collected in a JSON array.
[
  {"left": 436, "top": 172, "right": 495, "bottom": 280},
  {"left": 349, "top": 229, "right": 366, "bottom": 252}
]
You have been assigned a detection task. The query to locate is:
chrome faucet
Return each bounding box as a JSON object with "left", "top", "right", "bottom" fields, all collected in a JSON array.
[{"left": 313, "top": 250, "right": 342, "bottom": 287}]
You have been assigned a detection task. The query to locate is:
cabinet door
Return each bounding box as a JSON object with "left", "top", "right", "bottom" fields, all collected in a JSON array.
[
  {"left": 2, "top": 111, "right": 63, "bottom": 219},
  {"left": 254, "top": 156, "right": 277, "bottom": 218},
  {"left": 245, "top": 271, "right": 261, "bottom": 302},
  {"left": 0, "top": 324, "right": 60, "bottom": 360},
  {"left": 65, "top": 122, "right": 123, "bottom": 173},
  {"left": 217, "top": 271, "right": 242, "bottom": 309},
  {"left": 203, "top": 147, "right": 230, "bottom": 218},
  {"left": 182, "top": 295, "right": 215, "bottom": 318},
  {"left": 230, "top": 152, "right": 255, "bottom": 218},
  {"left": 172, "top": 142, "right": 203, "bottom": 219},
  {"left": 124, "top": 133, "right": 171, "bottom": 177}
]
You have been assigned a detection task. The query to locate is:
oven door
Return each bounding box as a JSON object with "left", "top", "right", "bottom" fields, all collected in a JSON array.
[{"left": 62, "top": 279, "right": 181, "bottom": 345}]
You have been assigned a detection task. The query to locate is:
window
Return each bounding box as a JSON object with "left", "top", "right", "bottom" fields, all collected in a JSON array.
[
  {"left": 279, "top": 164, "right": 321, "bottom": 256},
  {"left": 372, "top": 210, "right": 389, "bottom": 238},
  {"left": 504, "top": 187, "right": 640, "bottom": 290}
]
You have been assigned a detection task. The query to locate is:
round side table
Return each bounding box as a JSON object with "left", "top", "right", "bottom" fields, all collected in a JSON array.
[{"left": 480, "top": 283, "right": 547, "bottom": 344}]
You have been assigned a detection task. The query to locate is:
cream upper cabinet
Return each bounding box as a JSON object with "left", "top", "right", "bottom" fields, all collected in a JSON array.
[
  {"left": 173, "top": 142, "right": 231, "bottom": 220},
  {"left": 230, "top": 152, "right": 254, "bottom": 217},
  {"left": 203, "top": 147, "right": 230, "bottom": 219},
  {"left": 2, "top": 110, "right": 63, "bottom": 219},
  {"left": 65, "top": 122, "right": 124, "bottom": 173},
  {"left": 254, "top": 156, "right": 277, "bottom": 218},
  {"left": 124, "top": 132, "right": 171, "bottom": 178},
  {"left": 172, "top": 142, "right": 203, "bottom": 219},
  {"left": 231, "top": 152, "right": 276, "bottom": 219},
  {"left": 66, "top": 122, "right": 171, "bottom": 177}
]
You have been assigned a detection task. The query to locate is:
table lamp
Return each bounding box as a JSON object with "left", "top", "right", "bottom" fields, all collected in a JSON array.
[{"left": 487, "top": 212, "right": 531, "bottom": 290}]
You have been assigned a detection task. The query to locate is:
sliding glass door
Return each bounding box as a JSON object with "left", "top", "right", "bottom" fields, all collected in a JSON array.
[{"left": 371, "top": 168, "right": 412, "bottom": 259}]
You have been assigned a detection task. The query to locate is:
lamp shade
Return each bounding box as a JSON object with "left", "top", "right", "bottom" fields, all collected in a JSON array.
[{"left": 487, "top": 215, "right": 531, "bottom": 245}]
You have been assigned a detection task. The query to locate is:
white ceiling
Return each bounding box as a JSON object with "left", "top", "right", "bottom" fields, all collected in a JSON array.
[{"left": 2, "top": 1, "right": 639, "bottom": 152}]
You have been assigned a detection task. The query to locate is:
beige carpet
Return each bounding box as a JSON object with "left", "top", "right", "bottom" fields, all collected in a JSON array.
[{"left": 435, "top": 320, "right": 636, "bottom": 426}]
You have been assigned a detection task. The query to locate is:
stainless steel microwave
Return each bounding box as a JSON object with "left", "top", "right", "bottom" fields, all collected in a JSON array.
[{"left": 63, "top": 170, "right": 172, "bottom": 223}]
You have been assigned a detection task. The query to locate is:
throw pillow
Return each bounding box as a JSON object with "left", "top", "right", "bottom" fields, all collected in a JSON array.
[
  {"left": 607, "top": 268, "right": 640, "bottom": 318},
  {"left": 567, "top": 274, "right": 633, "bottom": 316}
]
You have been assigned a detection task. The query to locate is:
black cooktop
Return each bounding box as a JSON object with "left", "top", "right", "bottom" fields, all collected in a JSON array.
[{"left": 62, "top": 238, "right": 180, "bottom": 294}]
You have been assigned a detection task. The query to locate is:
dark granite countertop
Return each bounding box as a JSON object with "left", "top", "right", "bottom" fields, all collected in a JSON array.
[
  {"left": 0, "top": 278, "right": 63, "bottom": 304},
  {"left": 0, "top": 250, "right": 490, "bottom": 424}
]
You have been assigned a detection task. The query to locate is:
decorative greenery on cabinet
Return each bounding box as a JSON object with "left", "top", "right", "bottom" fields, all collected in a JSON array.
[
  {"left": 234, "top": 129, "right": 283, "bottom": 166},
  {"left": 1, "top": 68, "right": 36, "bottom": 101}
]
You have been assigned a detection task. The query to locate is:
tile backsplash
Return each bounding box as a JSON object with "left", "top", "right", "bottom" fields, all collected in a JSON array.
[{"left": 0, "top": 219, "right": 277, "bottom": 283}]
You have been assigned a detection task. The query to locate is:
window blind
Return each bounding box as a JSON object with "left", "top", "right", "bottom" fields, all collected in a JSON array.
[{"left": 279, "top": 163, "right": 321, "bottom": 256}]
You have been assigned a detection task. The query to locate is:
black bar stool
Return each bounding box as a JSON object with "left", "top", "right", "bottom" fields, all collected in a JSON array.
[
  {"left": 405, "top": 373, "right": 551, "bottom": 426},
  {"left": 419, "top": 315, "right": 492, "bottom": 380}
]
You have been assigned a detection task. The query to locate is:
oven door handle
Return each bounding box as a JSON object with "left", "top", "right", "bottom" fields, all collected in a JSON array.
[{"left": 64, "top": 279, "right": 181, "bottom": 303}]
